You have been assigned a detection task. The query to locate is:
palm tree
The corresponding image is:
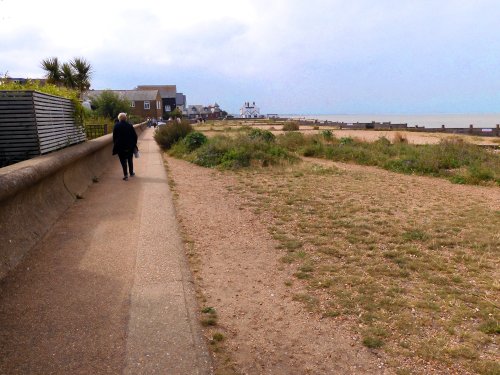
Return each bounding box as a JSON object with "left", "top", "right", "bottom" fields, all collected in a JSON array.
[
  {"left": 40, "top": 57, "right": 62, "bottom": 85},
  {"left": 71, "top": 57, "right": 92, "bottom": 95},
  {"left": 60, "top": 62, "right": 76, "bottom": 89}
]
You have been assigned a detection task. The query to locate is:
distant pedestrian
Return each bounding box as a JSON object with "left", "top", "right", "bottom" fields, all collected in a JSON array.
[{"left": 112, "top": 113, "right": 138, "bottom": 181}]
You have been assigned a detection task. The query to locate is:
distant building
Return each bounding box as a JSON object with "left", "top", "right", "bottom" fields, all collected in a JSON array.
[
  {"left": 136, "top": 85, "right": 177, "bottom": 118},
  {"left": 185, "top": 105, "right": 206, "bottom": 119},
  {"left": 84, "top": 89, "right": 163, "bottom": 120},
  {"left": 240, "top": 101, "right": 260, "bottom": 118},
  {"left": 185, "top": 103, "right": 225, "bottom": 120},
  {"left": 207, "top": 103, "right": 222, "bottom": 118},
  {"left": 176, "top": 92, "right": 187, "bottom": 112}
]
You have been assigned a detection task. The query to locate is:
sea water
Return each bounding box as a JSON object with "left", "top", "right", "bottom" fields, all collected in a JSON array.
[{"left": 288, "top": 114, "right": 500, "bottom": 129}]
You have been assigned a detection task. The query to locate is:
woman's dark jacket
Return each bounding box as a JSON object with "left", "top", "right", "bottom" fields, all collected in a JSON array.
[{"left": 112, "top": 120, "right": 138, "bottom": 155}]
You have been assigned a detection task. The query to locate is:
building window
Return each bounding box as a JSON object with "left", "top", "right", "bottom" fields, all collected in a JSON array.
[
  {"left": 130, "top": 101, "right": 135, "bottom": 108},
  {"left": 157, "top": 100, "right": 161, "bottom": 110},
  {"left": 144, "top": 101, "right": 150, "bottom": 110},
  {"left": 165, "top": 105, "right": 171, "bottom": 112}
]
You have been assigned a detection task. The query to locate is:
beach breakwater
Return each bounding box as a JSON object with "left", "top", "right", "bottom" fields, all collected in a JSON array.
[
  {"left": 292, "top": 119, "right": 500, "bottom": 137},
  {"left": 0, "top": 122, "right": 147, "bottom": 280}
]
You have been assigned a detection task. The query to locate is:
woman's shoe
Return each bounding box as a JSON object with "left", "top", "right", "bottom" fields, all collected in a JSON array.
[{"left": 123, "top": 176, "right": 128, "bottom": 181}]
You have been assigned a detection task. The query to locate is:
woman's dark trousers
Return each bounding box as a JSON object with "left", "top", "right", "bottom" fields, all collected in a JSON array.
[{"left": 118, "top": 152, "right": 134, "bottom": 177}]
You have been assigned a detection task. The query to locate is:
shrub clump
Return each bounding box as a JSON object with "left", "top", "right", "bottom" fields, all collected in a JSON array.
[
  {"left": 321, "top": 130, "right": 334, "bottom": 141},
  {"left": 192, "top": 136, "right": 232, "bottom": 167},
  {"left": 154, "top": 120, "right": 193, "bottom": 149},
  {"left": 248, "top": 128, "right": 276, "bottom": 142},
  {"left": 277, "top": 132, "right": 308, "bottom": 150},
  {"left": 183, "top": 131, "right": 207, "bottom": 151},
  {"left": 189, "top": 132, "right": 297, "bottom": 169},
  {"left": 282, "top": 122, "right": 300, "bottom": 131},
  {"left": 282, "top": 132, "right": 498, "bottom": 185}
]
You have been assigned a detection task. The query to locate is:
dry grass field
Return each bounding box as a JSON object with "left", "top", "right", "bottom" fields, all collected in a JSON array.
[{"left": 165, "top": 152, "right": 499, "bottom": 374}]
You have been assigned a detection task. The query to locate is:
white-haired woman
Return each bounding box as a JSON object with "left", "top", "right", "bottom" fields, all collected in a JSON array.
[{"left": 112, "top": 113, "right": 138, "bottom": 180}]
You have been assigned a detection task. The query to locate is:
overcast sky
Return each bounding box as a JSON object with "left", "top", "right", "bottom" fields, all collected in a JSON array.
[{"left": 1, "top": 0, "right": 500, "bottom": 114}]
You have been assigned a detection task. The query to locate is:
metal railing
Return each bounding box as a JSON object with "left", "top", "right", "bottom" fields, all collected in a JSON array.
[{"left": 85, "top": 124, "right": 109, "bottom": 140}]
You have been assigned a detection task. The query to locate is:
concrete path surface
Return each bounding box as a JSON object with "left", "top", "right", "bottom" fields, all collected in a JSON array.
[{"left": 0, "top": 128, "right": 213, "bottom": 374}]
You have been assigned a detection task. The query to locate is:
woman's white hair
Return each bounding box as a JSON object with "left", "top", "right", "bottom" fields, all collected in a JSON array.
[{"left": 118, "top": 112, "right": 127, "bottom": 121}]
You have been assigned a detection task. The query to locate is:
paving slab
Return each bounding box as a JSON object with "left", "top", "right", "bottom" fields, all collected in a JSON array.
[{"left": 0, "top": 128, "right": 212, "bottom": 374}]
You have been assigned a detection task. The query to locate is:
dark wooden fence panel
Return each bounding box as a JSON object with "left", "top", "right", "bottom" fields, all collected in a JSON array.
[
  {"left": 0, "top": 91, "right": 86, "bottom": 167},
  {"left": 32, "top": 91, "right": 86, "bottom": 154},
  {"left": 0, "top": 91, "right": 39, "bottom": 167}
]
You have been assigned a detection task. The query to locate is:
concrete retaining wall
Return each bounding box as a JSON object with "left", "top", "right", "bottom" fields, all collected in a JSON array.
[{"left": 0, "top": 122, "right": 147, "bottom": 279}]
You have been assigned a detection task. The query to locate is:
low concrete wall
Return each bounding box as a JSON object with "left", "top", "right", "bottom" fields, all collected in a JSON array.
[{"left": 0, "top": 122, "right": 147, "bottom": 279}]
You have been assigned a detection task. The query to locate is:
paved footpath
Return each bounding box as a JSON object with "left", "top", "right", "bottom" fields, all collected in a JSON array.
[{"left": 0, "top": 128, "right": 213, "bottom": 374}]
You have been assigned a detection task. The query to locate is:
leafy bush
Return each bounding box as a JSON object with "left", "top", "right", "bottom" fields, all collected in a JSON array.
[
  {"left": 0, "top": 79, "right": 79, "bottom": 100},
  {"left": 375, "top": 136, "right": 391, "bottom": 147},
  {"left": 282, "top": 122, "right": 300, "bottom": 131},
  {"left": 183, "top": 131, "right": 207, "bottom": 151},
  {"left": 188, "top": 132, "right": 297, "bottom": 169},
  {"left": 301, "top": 142, "right": 324, "bottom": 157},
  {"left": 339, "top": 136, "right": 355, "bottom": 145},
  {"left": 154, "top": 120, "right": 193, "bottom": 149},
  {"left": 465, "top": 164, "right": 495, "bottom": 184},
  {"left": 169, "top": 139, "right": 190, "bottom": 158},
  {"left": 321, "top": 130, "right": 334, "bottom": 141},
  {"left": 192, "top": 136, "right": 232, "bottom": 167},
  {"left": 248, "top": 128, "right": 276, "bottom": 142},
  {"left": 220, "top": 147, "right": 251, "bottom": 169},
  {"left": 277, "top": 132, "right": 308, "bottom": 150}
]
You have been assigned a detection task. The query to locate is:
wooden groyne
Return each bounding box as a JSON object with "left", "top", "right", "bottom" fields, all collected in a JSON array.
[{"left": 272, "top": 118, "right": 500, "bottom": 137}]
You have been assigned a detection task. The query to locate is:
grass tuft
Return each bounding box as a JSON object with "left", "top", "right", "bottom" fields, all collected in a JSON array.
[{"left": 362, "top": 335, "right": 384, "bottom": 349}]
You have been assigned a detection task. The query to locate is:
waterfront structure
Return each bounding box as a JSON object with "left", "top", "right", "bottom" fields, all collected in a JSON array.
[{"left": 240, "top": 101, "right": 260, "bottom": 118}]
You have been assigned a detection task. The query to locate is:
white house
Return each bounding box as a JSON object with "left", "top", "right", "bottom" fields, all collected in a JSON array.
[{"left": 240, "top": 101, "right": 260, "bottom": 118}]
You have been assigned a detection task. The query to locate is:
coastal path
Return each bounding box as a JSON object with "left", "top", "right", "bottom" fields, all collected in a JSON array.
[{"left": 0, "top": 128, "right": 213, "bottom": 374}]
